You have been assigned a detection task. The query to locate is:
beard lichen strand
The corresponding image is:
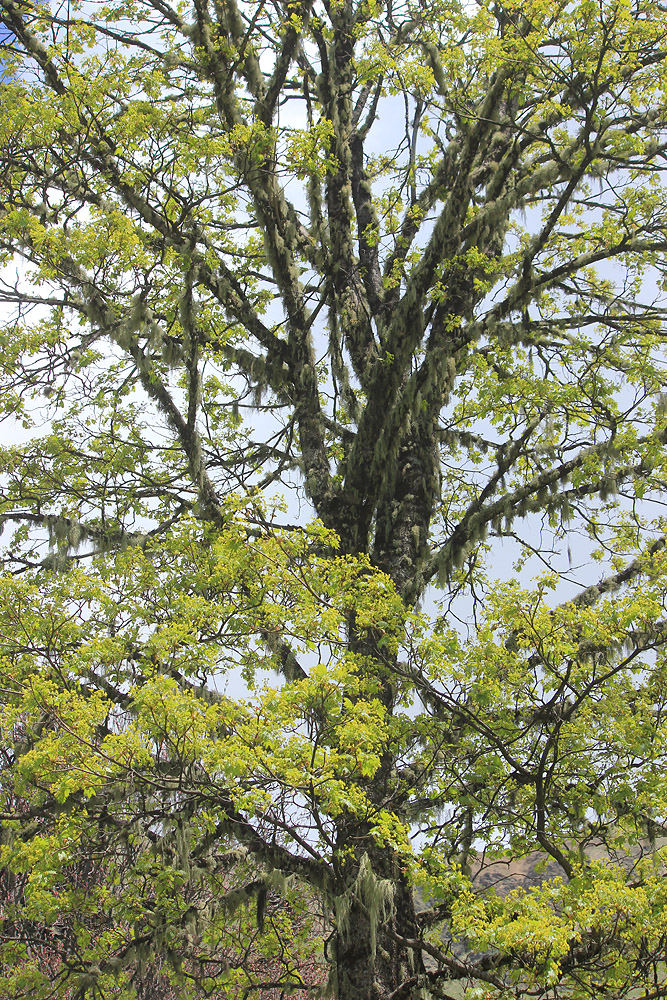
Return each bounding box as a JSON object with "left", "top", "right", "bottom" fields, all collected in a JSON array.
[{"left": 331, "top": 822, "right": 425, "bottom": 1000}]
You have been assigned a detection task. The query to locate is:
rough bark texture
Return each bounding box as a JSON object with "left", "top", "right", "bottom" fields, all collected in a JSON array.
[{"left": 4, "top": 1, "right": 667, "bottom": 998}]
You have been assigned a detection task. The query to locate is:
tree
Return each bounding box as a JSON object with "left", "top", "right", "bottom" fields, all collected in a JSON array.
[{"left": 2, "top": 0, "right": 667, "bottom": 996}]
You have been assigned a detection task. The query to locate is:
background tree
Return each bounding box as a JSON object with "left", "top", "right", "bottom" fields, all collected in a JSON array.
[{"left": 3, "top": 0, "right": 667, "bottom": 997}]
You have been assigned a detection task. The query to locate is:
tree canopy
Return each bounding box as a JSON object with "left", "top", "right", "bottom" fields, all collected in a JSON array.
[{"left": 3, "top": 0, "right": 667, "bottom": 997}]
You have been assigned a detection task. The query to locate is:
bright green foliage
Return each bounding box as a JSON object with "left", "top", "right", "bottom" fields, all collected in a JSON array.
[{"left": 3, "top": 0, "right": 667, "bottom": 997}]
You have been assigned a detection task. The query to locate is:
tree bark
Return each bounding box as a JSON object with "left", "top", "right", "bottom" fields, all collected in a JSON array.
[
  {"left": 333, "top": 843, "right": 424, "bottom": 1000},
  {"left": 327, "top": 513, "right": 431, "bottom": 1000}
]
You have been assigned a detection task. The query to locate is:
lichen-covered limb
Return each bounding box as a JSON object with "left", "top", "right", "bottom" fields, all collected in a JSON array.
[
  {"left": 566, "top": 536, "right": 667, "bottom": 609},
  {"left": 425, "top": 436, "right": 665, "bottom": 585},
  {"left": 315, "top": 11, "right": 379, "bottom": 390},
  {"left": 183, "top": 1, "right": 336, "bottom": 515}
]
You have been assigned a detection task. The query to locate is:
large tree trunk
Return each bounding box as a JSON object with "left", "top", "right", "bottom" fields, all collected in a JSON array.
[
  {"left": 320, "top": 422, "right": 439, "bottom": 999},
  {"left": 327, "top": 485, "right": 433, "bottom": 1000},
  {"left": 333, "top": 847, "right": 424, "bottom": 1000}
]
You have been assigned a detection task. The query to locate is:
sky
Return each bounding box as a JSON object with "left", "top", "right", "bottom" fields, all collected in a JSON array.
[{"left": 0, "top": 24, "right": 12, "bottom": 51}]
